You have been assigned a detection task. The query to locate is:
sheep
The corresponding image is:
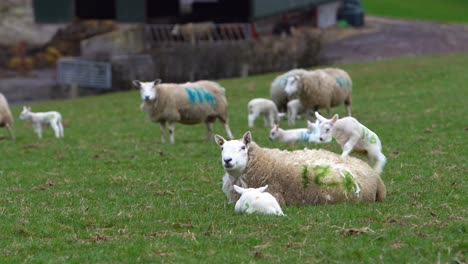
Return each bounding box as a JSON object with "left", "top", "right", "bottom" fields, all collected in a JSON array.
[
  {"left": 233, "top": 185, "right": 284, "bottom": 216},
  {"left": 286, "top": 99, "right": 305, "bottom": 126},
  {"left": 214, "top": 131, "right": 386, "bottom": 205},
  {"left": 247, "top": 98, "right": 279, "bottom": 128},
  {"left": 19, "top": 106, "right": 64, "bottom": 139},
  {"left": 270, "top": 69, "right": 309, "bottom": 112},
  {"left": 0, "top": 93, "right": 15, "bottom": 140},
  {"left": 268, "top": 123, "right": 320, "bottom": 143},
  {"left": 134, "top": 79, "right": 234, "bottom": 144},
  {"left": 171, "top": 22, "right": 216, "bottom": 44},
  {"left": 284, "top": 68, "right": 352, "bottom": 118},
  {"left": 315, "top": 112, "right": 387, "bottom": 175}
]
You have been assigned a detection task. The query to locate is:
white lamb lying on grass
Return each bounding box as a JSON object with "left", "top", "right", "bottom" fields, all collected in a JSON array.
[
  {"left": 247, "top": 98, "right": 279, "bottom": 128},
  {"left": 314, "top": 112, "right": 386, "bottom": 174},
  {"left": 269, "top": 122, "right": 320, "bottom": 143},
  {"left": 19, "top": 106, "right": 64, "bottom": 139},
  {"left": 233, "top": 185, "right": 284, "bottom": 216}
]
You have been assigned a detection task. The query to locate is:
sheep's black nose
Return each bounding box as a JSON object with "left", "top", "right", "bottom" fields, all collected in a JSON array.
[
  {"left": 224, "top": 158, "right": 232, "bottom": 164},
  {"left": 319, "top": 137, "right": 323, "bottom": 141},
  {"left": 144, "top": 96, "right": 150, "bottom": 101}
]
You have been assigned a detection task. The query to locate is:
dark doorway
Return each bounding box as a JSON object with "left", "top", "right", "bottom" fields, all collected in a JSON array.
[{"left": 75, "top": 0, "right": 116, "bottom": 20}]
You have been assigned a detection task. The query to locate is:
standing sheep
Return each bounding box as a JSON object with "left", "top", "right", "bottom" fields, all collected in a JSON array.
[
  {"left": 134, "top": 79, "right": 234, "bottom": 144},
  {"left": 247, "top": 98, "right": 279, "bottom": 128},
  {"left": 284, "top": 68, "right": 352, "bottom": 118},
  {"left": 270, "top": 69, "right": 308, "bottom": 112},
  {"left": 19, "top": 106, "right": 64, "bottom": 139},
  {"left": 215, "top": 131, "right": 386, "bottom": 205},
  {"left": 0, "top": 93, "right": 14, "bottom": 140},
  {"left": 233, "top": 185, "right": 284, "bottom": 216},
  {"left": 315, "top": 112, "right": 387, "bottom": 175},
  {"left": 286, "top": 99, "right": 305, "bottom": 126}
]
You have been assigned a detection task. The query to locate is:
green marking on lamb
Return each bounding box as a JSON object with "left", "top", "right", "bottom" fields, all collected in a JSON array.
[
  {"left": 313, "top": 165, "right": 331, "bottom": 186},
  {"left": 302, "top": 165, "right": 310, "bottom": 189}
]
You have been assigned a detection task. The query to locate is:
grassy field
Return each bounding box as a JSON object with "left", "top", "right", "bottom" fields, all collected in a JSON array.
[
  {"left": 361, "top": 0, "right": 468, "bottom": 23},
  {"left": 1, "top": 53, "right": 467, "bottom": 263}
]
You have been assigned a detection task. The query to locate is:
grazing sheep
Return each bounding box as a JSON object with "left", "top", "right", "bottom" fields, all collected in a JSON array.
[
  {"left": 269, "top": 123, "right": 320, "bottom": 143},
  {"left": 233, "top": 185, "right": 284, "bottom": 216},
  {"left": 19, "top": 106, "right": 64, "bottom": 139},
  {"left": 171, "top": 22, "right": 216, "bottom": 44},
  {"left": 215, "top": 131, "right": 386, "bottom": 205},
  {"left": 284, "top": 68, "right": 352, "bottom": 117},
  {"left": 286, "top": 99, "right": 305, "bottom": 126},
  {"left": 315, "top": 112, "right": 387, "bottom": 175},
  {"left": 134, "top": 79, "right": 233, "bottom": 144},
  {"left": 270, "top": 69, "right": 308, "bottom": 112},
  {"left": 247, "top": 98, "right": 279, "bottom": 128},
  {"left": 0, "top": 93, "right": 14, "bottom": 140}
]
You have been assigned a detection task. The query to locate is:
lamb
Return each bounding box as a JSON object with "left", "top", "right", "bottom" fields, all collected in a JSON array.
[
  {"left": 270, "top": 69, "right": 309, "bottom": 112},
  {"left": 19, "top": 106, "right": 64, "bottom": 139},
  {"left": 247, "top": 98, "right": 279, "bottom": 128},
  {"left": 268, "top": 123, "right": 320, "bottom": 143},
  {"left": 284, "top": 68, "right": 352, "bottom": 117},
  {"left": 134, "top": 79, "right": 234, "bottom": 144},
  {"left": 315, "top": 112, "right": 387, "bottom": 175},
  {"left": 215, "top": 131, "right": 386, "bottom": 205},
  {"left": 233, "top": 185, "right": 284, "bottom": 216},
  {"left": 171, "top": 22, "right": 216, "bottom": 44},
  {"left": 0, "top": 93, "right": 15, "bottom": 140},
  {"left": 286, "top": 99, "right": 305, "bottom": 126}
]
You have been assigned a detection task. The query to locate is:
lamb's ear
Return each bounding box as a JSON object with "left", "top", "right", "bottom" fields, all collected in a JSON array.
[
  {"left": 315, "top": 111, "right": 326, "bottom": 122},
  {"left": 274, "top": 124, "right": 279, "bottom": 132},
  {"left": 214, "top": 134, "right": 226, "bottom": 147},
  {"left": 242, "top": 131, "right": 252, "bottom": 147},
  {"left": 307, "top": 120, "right": 316, "bottom": 130},
  {"left": 132, "top": 80, "right": 141, "bottom": 89},
  {"left": 259, "top": 185, "right": 268, "bottom": 192},
  {"left": 233, "top": 185, "right": 244, "bottom": 194},
  {"left": 153, "top": 79, "right": 162, "bottom": 85},
  {"left": 331, "top": 114, "right": 339, "bottom": 123}
]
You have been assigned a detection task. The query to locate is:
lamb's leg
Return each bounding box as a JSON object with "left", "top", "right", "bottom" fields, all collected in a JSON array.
[
  {"left": 168, "top": 122, "right": 176, "bottom": 144},
  {"left": 50, "top": 121, "right": 60, "bottom": 138},
  {"left": 58, "top": 121, "right": 64, "bottom": 138},
  {"left": 223, "top": 121, "right": 234, "bottom": 140},
  {"left": 374, "top": 152, "right": 387, "bottom": 175},
  {"left": 33, "top": 123, "right": 42, "bottom": 139},
  {"left": 159, "top": 122, "right": 167, "bottom": 144},
  {"left": 345, "top": 100, "right": 352, "bottom": 116},
  {"left": 205, "top": 121, "right": 213, "bottom": 141},
  {"left": 5, "top": 123, "right": 15, "bottom": 140},
  {"left": 341, "top": 136, "right": 359, "bottom": 157},
  {"left": 248, "top": 113, "right": 256, "bottom": 128}
]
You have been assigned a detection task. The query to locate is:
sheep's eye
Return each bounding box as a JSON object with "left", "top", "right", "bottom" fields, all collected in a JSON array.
[
  {"left": 241, "top": 146, "right": 246, "bottom": 150},
  {"left": 326, "top": 129, "right": 330, "bottom": 133}
]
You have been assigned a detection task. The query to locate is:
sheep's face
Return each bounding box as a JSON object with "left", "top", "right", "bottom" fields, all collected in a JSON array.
[
  {"left": 284, "top": 75, "right": 299, "bottom": 96},
  {"left": 269, "top": 125, "right": 280, "bottom": 141},
  {"left": 316, "top": 113, "right": 338, "bottom": 143},
  {"left": 214, "top": 132, "right": 252, "bottom": 175},
  {"left": 19, "top": 106, "right": 31, "bottom": 120},
  {"left": 133, "top": 79, "right": 161, "bottom": 101}
]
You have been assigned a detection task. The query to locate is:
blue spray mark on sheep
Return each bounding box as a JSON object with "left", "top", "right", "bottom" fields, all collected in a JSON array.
[
  {"left": 184, "top": 87, "right": 216, "bottom": 105},
  {"left": 335, "top": 77, "right": 351, "bottom": 89},
  {"left": 300, "top": 131, "right": 310, "bottom": 142}
]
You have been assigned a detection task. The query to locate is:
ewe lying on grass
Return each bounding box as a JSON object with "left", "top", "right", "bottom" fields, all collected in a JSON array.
[
  {"left": 234, "top": 185, "right": 284, "bottom": 216},
  {"left": 215, "top": 131, "right": 386, "bottom": 205},
  {"left": 19, "top": 106, "right": 64, "bottom": 139},
  {"left": 134, "top": 79, "right": 233, "bottom": 144},
  {"left": 314, "top": 112, "right": 387, "bottom": 175}
]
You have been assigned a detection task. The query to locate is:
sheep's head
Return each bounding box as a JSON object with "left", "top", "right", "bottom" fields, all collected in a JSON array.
[
  {"left": 315, "top": 112, "right": 337, "bottom": 143},
  {"left": 19, "top": 106, "right": 31, "bottom": 120},
  {"left": 269, "top": 124, "right": 280, "bottom": 141},
  {"left": 284, "top": 75, "right": 299, "bottom": 96},
  {"left": 133, "top": 79, "right": 161, "bottom": 101},
  {"left": 307, "top": 119, "right": 319, "bottom": 134},
  {"left": 214, "top": 131, "right": 252, "bottom": 176}
]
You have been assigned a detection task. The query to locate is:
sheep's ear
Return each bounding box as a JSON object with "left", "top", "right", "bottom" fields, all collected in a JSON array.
[
  {"left": 307, "top": 120, "right": 316, "bottom": 130},
  {"left": 274, "top": 124, "right": 279, "bottom": 132},
  {"left": 233, "top": 185, "right": 244, "bottom": 194},
  {"left": 315, "top": 111, "right": 326, "bottom": 122},
  {"left": 259, "top": 185, "right": 268, "bottom": 192},
  {"left": 132, "top": 80, "right": 141, "bottom": 89},
  {"left": 331, "top": 114, "right": 339, "bottom": 123},
  {"left": 153, "top": 79, "right": 162, "bottom": 85},
  {"left": 27, "top": 106, "right": 31, "bottom": 111},
  {"left": 242, "top": 131, "right": 252, "bottom": 147},
  {"left": 214, "top": 134, "right": 226, "bottom": 147}
]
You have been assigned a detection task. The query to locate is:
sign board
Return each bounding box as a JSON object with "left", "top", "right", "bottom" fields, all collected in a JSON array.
[{"left": 57, "top": 58, "right": 112, "bottom": 89}]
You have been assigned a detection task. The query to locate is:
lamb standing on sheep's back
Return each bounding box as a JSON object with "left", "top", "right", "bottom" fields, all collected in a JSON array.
[
  {"left": 135, "top": 79, "right": 233, "bottom": 144},
  {"left": 215, "top": 131, "right": 386, "bottom": 205}
]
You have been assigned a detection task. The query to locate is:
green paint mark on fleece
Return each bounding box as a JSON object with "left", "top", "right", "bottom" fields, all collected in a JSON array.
[
  {"left": 313, "top": 165, "right": 332, "bottom": 186},
  {"left": 343, "top": 171, "right": 355, "bottom": 193},
  {"left": 302, "top": 165, "right": 310, "bottom": 189}
]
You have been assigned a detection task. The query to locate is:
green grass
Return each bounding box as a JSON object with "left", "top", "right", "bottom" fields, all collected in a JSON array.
[
  {"left": 361, "top": 0, "right": 468, "bottom": 23},
  {"left": 1, "top": 53, "right": 467, "bottom": 263}
]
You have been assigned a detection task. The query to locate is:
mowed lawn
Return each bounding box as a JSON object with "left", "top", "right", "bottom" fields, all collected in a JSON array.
[
  {"left": 361, "top": 0, "right": 468, "bottom": 23},
  {"left": 0, "top": 53, "right": 466, "bottom": 263}
]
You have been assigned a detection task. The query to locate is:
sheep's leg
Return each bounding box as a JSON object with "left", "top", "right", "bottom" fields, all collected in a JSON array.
[
  {"left": 168, "top": 122, "right": 176, "bottom": 144},
  {"left": 345, "top": 100, "right": 352, "bottom": 116},
  {"left": 159, "top": 122, "right": 167, "bottom": 144},
  {"left": 223, "top": 121, "right": 234, "bottom": 140},
  {"left": 288, "top": 110, "right": 295, "bottom": 126},
  {"left": 341, "top": 136, "right": 359, "bottom": 157},
  {"left": 58, "top": 121, "right": 64, "bottom": 138},
  {"left": 50, "top": 121, "right": 60, "bottom": 138},
  {"left": 33, "top": 123, "right": 42, "bottom": 139},
  {"left": 205, "top": 122, "right": 213, "bottom": 141},
  {"left": 373, "top": 152, "right": 387, "bottom": 175},
  {"left": 248, "top": 113, "right": 256, "bottom": 128},
  {"left": 5, "top": 123, "right": 15, "bottom": 140}
]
